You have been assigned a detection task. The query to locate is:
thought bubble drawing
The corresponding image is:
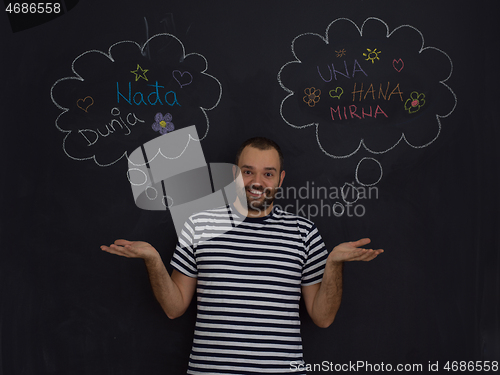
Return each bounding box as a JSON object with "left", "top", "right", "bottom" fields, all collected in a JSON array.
[
  {"left": 51, "top": 33, "right": 222, "bottom": 167},
  {"left": 278, "top": 17, "right": 457, "bottom": 191}
]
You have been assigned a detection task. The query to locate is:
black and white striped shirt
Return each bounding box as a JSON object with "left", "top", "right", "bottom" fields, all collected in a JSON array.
[{"left": 171, "top": 204, "right": 328, "bottom": 374}]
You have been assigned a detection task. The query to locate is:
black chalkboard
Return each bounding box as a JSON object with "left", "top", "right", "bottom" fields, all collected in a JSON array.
[{"left": 1, "top": 0, "right": 499, "bottom": 374}]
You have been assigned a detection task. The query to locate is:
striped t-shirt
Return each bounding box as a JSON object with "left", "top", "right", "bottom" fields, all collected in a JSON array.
[{"left": 170, "top": 204, "right": 328, "bottom": 374}]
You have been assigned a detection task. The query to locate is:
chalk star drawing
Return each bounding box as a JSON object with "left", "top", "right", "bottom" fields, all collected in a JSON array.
[{"left": 131, "top": 64, "right": 149, "bottom": 81}]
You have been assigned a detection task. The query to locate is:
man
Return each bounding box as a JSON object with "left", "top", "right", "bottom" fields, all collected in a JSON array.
[{"left": 101, "top": 137, "right": 383, "bottom": 374}]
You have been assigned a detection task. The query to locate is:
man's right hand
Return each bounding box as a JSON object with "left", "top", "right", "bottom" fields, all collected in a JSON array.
[
  {"left": 101, "top": 240, "right": 159, "bottom": 262},
  {"left": 101, "top": 239, "right": 196, "bottom": 319}
]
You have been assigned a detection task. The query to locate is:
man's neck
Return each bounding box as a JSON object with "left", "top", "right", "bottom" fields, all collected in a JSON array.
[{"left": 233, "top": 199, "right": 273, "bottom": 218}]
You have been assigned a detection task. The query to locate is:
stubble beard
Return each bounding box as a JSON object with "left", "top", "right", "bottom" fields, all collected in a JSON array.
[{"left": 237, "top": 185, "right": 277, "bottom": 215}]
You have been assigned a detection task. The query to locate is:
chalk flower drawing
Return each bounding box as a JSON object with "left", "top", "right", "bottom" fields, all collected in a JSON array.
[
  {"left": 404, "top": 92, "right": 426, "bottom": 114},
  {"left": 303, "top": 87, "right": 321, "bottom": 107},
  {"left": 152, "top": 112, "right": 175, "bottom": 134}
]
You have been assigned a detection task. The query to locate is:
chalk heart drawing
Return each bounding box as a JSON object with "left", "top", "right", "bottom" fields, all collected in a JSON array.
[
  {"left": 393, "top": 58, "right": 404, "bottom": 72},
  {"left": 329, "top": 87, "right": 343, "bottom": 99},
  {"left": 173, "top": 70, "right": 193, "bottom": 88},
  {"left": 76, "top": 96, "right": 94, "bottom": 112}
]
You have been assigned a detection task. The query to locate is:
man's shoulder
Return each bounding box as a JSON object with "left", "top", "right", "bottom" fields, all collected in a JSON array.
[
  {"left": 272, "top": 206, "right": 317, "bottom": 229},
  {"left": 187, "top": 205, "right": 235, "bottom": 223}
]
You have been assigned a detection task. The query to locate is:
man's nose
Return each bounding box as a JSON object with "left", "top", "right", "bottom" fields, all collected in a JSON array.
[{"left": 251, "top": 173, "right": 263, "bottom": 187}]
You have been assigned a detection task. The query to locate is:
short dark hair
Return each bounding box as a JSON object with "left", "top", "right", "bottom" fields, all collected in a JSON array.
[{"left": 235, "top": 137, "right": 284, "bottom": 173}]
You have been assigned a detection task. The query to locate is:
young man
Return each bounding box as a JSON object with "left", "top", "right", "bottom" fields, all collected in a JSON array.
[{"left": 101, "top": 137, "right": 383, "bottom": 374}]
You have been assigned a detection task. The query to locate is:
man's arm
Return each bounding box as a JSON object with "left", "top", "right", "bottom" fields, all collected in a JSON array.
[
  {"left": 101, "top": 240, "right": 197, "bottom": 319},
  {"left": 302, "top": 238, "right": 383, "bottom": 328}
]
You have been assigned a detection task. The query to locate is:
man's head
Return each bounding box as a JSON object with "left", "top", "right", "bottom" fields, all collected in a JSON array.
[
  {"left": 234, "top": 137, "right": 285, "bottom": 217},
  {"left": 235, "top": 137, "right": 284, "bottom": 174}
]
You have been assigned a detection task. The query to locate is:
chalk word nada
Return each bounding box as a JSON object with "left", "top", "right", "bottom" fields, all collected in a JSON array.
[
  {"left": 116, "top": 81, "right": 181, "bottom": 107},
  {"left": 5, "top": 3, "right": 61, "bottom": 14}
]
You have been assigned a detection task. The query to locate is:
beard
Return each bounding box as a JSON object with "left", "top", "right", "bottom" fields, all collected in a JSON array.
[{"left": 236, "top": 184, "right": 278, "bottom": 214}]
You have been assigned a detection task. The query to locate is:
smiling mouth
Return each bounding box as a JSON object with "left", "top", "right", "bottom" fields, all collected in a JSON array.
[{"left": 248, "top": 188, "right": 263, "bottom": 197}]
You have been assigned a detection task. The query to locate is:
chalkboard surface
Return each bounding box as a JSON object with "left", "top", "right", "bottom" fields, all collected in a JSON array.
[{"left": 1, "top": 0, "right": 499, "bottom": 374}]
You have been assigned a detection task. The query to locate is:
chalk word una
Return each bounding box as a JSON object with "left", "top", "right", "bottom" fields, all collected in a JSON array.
[{"left": 317, "top": 60, "right": 368, "bottom": 82}]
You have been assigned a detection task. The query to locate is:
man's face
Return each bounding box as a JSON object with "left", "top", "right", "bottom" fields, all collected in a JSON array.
[{"left": 236, "top": 146, "right": 285, "bottom": 216}]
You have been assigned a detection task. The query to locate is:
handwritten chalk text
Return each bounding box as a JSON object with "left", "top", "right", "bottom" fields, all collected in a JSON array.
[
  {"left": 351, "top": 82, "right": 403, "bottom": 102},
  {"left": 116, "top": 81, "right": 181, "bottom": 106},
  {"left": 317, "top": 60, "right": 368, "bottom": 82},
  {"left": 79, "top": 107, "right": 145, "bottom": 146},
  {"left": 330, "top": 105, "right": 388, "bottom": 121}
]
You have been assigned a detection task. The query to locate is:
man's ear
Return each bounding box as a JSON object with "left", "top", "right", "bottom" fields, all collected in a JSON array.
[{"left": 279, "top": 170, "right": 285, "bottom": 187}]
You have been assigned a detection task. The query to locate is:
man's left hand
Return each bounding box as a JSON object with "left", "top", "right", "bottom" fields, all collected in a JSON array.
[{"left": 328, "top": 238, "right": 383, "bottom": 263}]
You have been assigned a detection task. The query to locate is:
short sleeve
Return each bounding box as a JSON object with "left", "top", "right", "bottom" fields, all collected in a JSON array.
[
  {"left": 301, "top": 225, "right": 328, "bottom": 286},
  {"left": 170, "top": 218, "right": 198, "bottom": 278}
]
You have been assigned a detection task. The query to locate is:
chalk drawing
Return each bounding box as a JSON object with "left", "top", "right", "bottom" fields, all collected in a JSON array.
[
  {"left": 130, "top": 64, "right": 149, "bottom": 81},
  {"left": 363, "top": 48, "right": 382, "bottom": 64},
  {"left": 393, "top": 58, "right": 404, "bottom": 72},
  {"left": 278, "top": 17, "right": 457, "bottom": 186},
  {"left": 76, "top": 96, "right": 94, "bottom": 112},
  {"left": 51, "top": 33, "right": 222, "bottom": 167},
  {"left": 303, "top": 87, "right": 321, "bottom": 107}
]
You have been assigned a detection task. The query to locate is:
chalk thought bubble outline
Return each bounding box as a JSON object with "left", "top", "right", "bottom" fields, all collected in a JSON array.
[
  {"left": 50, "top": 33, "right": 222, "bottom": 167},
  {"left": 277, "top": 17, "right": 457, "bottom": 159}
]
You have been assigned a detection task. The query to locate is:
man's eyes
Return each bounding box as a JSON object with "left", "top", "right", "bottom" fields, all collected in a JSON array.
[{"left": 243, "top": 170, "right": 274, "bottom": 177}]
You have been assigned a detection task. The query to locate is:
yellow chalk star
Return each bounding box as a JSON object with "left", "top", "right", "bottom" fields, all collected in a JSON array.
[{"left": 131, "top": 64, "right": 149, "bottom": 81}]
